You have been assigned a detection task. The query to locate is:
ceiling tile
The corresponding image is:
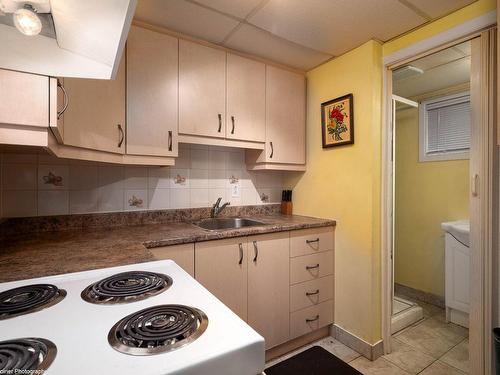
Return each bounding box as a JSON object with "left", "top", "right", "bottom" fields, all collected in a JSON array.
[
  {"left": 192, "top": 0, "right": 263, "bottom": 19},
  {"left": 134, "top": 0, "right": 239, "bottom": 44},
  {"left": 224, "top": 24, "right": 332, "bottom": 70},
  {"left": 248, "top": 0, "right": 426, "bottom": 56},
  {"left": 405, "top": 0, "right": 477, "bottom": 19}
]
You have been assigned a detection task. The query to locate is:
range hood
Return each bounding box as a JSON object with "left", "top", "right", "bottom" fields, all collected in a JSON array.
[{"left": 0, "top": 0, "right": 137, "bottom": 79}]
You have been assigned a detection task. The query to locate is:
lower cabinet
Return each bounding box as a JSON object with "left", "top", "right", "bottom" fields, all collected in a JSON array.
[
  {"left": 195, "top": 238, "right": 248, "bottom": 321},
  {"left": 153, "top": 226, "right": 335, "bottom": 351},
  {"left": 247, "top": 233, "right": 290, "bottom": 348},
  {"left": 148, "top": 243, "right": 195, "bottom": 277}
]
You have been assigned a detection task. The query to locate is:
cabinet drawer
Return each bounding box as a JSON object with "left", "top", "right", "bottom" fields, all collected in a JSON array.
[
  {"left": 290, "top": 275, "right": 334, "bottom": 312},
  {"left": 290, "top": 251, "right": 333, "bottom": 285},
  {"left": 149, "top": 243, "right": 195, "bottom": 276},
  {"left": 290, "top": 300, "right": 333, "bottom": 339},
  {"left": 290, "top": 227, "right": 334, "bottom": 257}
]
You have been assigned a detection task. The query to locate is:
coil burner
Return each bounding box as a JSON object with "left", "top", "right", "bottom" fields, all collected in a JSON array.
[
  {"left": 0, "top": 338, "right": 56, "bottom": 372},
  {"left": 81, "top": 271, "right": 172, "bottom": 305},
  {"left": 0, "top": 284, "right": 66, "bottom": 320},
  {"left": 108, "top": 304, "right": 208, "bottom": 355}
]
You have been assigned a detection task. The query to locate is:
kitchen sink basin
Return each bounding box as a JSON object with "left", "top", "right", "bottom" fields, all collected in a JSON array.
[{"left": 195, "top": 217, "right": 265, "bottom": 231}]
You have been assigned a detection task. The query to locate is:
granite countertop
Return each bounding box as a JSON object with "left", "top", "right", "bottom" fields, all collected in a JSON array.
[{"left": 0, "top": 214, "right": 335, "bottom": 282}]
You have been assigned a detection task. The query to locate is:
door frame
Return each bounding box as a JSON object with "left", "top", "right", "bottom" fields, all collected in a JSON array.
[{"left": 381, "top": 13, "right": 496, "bottom": 375}]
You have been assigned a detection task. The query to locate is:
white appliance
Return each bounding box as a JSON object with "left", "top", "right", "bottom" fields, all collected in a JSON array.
[
  {"left": 441, "top": 220, "right": 470, "bottom": 328},
  {"left": 0, "top": 260, "right": 265, "bottom": 374}
]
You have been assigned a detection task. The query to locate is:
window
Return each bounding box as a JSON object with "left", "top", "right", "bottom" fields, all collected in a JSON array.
[{"left": 419, "top": 92, "right": 470, "bottom": 162}]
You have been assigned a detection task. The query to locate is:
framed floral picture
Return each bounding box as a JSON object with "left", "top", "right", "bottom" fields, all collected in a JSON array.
[{"left": 321, "top": 94, "right": 354, "bottom": 148}]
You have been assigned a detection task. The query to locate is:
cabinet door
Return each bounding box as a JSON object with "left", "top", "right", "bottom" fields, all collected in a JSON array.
[
  {"left": 61, "top": 57, "right": 126, "bottom": 154},
  {"left": 226, "top": 54, "right": 265, "bottom": 142},
  {"left": 0, "top": 69, "right": 48, "bottom": 127},
  {"left": 265, "top": 66, "right": 305, "bottom": 164},
  {"left": 127, "top": 26, "right": 178, "bottom": 157},
  {"left": 248, "top": 232, "right": 290, "bottom": 348},
  {"left": 179, "top": 40, "right": 226, "bottom": 138},
  {"left": 195, "top": 239, "right": 248, "bottom": 320},
  {"left": 149, "top": 243, "right": 194, "bottom": 277}
]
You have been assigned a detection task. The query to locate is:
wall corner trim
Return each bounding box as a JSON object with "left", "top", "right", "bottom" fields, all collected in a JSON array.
[{"left": 331, "top": 324, "right": 384, "bottom": 361}]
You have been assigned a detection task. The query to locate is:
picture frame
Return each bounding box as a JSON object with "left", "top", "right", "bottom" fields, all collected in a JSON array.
[{"left": 321, "top": 93, "right": 354, "bottom": 148}]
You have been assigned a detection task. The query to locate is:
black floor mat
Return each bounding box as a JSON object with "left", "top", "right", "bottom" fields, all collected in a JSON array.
[{"left": 265, "top": 345, "right": 363, "bottom": 375}]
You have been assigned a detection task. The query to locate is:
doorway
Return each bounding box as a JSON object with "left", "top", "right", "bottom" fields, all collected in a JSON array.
[{"left": 381, "top": 28, "right": 496, "bottom": 375}]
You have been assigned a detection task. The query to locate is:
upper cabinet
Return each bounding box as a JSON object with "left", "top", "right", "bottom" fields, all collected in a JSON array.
[
  {"left": 226, "top": 54, "right": 265, "bottom": 143},
  {"left": 179, "top": 40, "right": 226, "bottom": 139},
  {"left": 127, "top": 26, "right": 178, "bottom": 157},
  {"left": 246, "top": 66, "right": 306, "bottom": 170},
  {"left": 0, "top": 70, "right": 49, "bottom": 128},
  {"left": 59, "top": 57, "right": 126, "bottom": 154}
]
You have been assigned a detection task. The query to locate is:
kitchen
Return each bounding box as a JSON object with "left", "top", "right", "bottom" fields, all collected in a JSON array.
[{"left": 0, "top": 1, "right": 498, "bottom": 374}]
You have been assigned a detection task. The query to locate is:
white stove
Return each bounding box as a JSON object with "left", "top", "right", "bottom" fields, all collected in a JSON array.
[{"left": 0, "top": 260, "right": 265, "bottom": 374}]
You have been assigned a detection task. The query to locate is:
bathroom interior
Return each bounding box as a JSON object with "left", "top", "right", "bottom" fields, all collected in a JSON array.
[{"left": 391, "top": 40, "right": 472, "bottom": 359}]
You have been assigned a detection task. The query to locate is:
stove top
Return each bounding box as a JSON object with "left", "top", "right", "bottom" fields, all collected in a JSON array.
[
  {"left": 108, "top": 304, "right": 208, "bottom": 356},
  {"left": 0, "top": 338, "right": 57, "bottom": 372},
  {"left": 81, "top": 271, "right": 172, "bottom": 305},
  {"left": 0, "top": 284, "right": 66, "bottom": 320}
]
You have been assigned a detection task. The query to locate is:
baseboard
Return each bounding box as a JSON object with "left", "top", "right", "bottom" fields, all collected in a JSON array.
[
  {"left": 395, "top": 283, "right": 445, "bottom": 308},
  {"left": 265, "top": 326, "right": 329, "bottom": 362},
  {"left": 331, "top": 324, "right": 384, "bottom": 360}
]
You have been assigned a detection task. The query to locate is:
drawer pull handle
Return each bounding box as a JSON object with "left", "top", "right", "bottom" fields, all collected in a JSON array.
[
  {"left": 218, "top": 113, "right": 222, "bottom": 133},
  {"left": 231, "top": 115, "right": 235, "bottom": 134},
  {"left": 306, "top": 238, "right": 320, "bottom": 244},
  {"left": 117, "top": 124, "right": 124, "bottom": 148},
  {"left": 306, "top": 315, "right": 319, "bottom": 323},
  {"left": 253, "top": 241, "right": 258, "bottom": 262},
  {"left": 306, "top": 289, "right": 320, "bottom": 296},
  {"left": 238, "top": 243, "right": 243, "bottom": 265},
  {"left": 306, "top": 264, "right": 320, "bottom": 270}
]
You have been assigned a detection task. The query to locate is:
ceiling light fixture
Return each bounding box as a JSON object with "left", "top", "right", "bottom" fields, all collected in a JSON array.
[{"left": 13, "top": 4, "right": 42, "bottom": 36}]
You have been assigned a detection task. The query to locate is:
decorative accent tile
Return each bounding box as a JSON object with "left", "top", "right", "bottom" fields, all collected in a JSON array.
[
  {"left": 38, "top": 165, "right": 68, "bottom": 190},
  {"left": 127, "top": 194, "right": 145, "bottom": 209}
]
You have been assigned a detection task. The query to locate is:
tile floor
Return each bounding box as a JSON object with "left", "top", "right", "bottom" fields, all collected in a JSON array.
[{"left": 265, "top": 298, "right": 469, "bottom": 375}]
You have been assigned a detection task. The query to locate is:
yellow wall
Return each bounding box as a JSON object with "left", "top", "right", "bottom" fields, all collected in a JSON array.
[
  {"left": 287, "top": 0, "right": 494, "bottom": 345},
  {"left": 394, "top": 108, "right": 469, "bottom": 297},
  {"left": 286, "top": 40, "right": 383, "bottom": 344}
]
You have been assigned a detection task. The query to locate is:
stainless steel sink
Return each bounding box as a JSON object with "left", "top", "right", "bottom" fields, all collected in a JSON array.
[{"left": 195, "top": 217, "right": 265, "bottom": 231}]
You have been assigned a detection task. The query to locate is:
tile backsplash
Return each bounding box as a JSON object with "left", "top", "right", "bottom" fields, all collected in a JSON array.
[{"left": 0, "top": 145, "right": 284, "bottom": 218}]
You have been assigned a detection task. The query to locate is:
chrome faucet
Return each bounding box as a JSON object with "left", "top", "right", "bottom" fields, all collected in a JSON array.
[{"left": 211, "top": 197, "right": 230, "bottom": 218}]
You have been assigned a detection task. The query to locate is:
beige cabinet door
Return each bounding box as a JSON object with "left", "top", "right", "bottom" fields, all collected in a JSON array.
[
  {"left": 264, "top": 66, "right": 306, "bottom": 164},
  {"left": 149, "top": 243, "right": 194, "bottom": 277},
  {"left": 247, "top": 232, "right": 290, "bottom": 348},
  {"left": 226, "top": 54, "right": 265, "bottom": 142},
  {"left": 195, "top": 239, "right": 248, "bottom": 320},
  {"left": 127, "top": 26, "right": 178, "bottom": 157},
  {"left": 61, "top": 57, "right": 126, "bottom": 154},
  {"left": 0, "top": 69, "right": 49, "bottom": 127},
  {"left": 179, "top": 40, "right": 226, "bottom": 138}
]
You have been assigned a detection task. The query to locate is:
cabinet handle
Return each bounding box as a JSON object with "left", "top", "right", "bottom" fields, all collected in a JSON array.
[
  {"left": 57, "top": 80, "right": 69, "bottom": 120},
  {"left": 168, "top": 130, "right": 173, "bottom": 152},
  {"left": 306, "top": 315, "right": 320, "bottom": 323},
  {"left": 306, "top": 289, "right": 320, "bottom": 296},
  {"left": 306, "top": 238, "right": 320, "bottom": 244},
  {"left": 252, "top": 241, "right": 258, "bottom": 262},
  {"left": 306, "top": 264, "right": 320, "bottom": 270},
  {"left": 231, "top": 116, "right": 235, "bottom": 134},
  {"left": 117, "top": 124, "right": 124, "bottom": 148},
  {"left": 238, "top": 243, "right": 243, "bottom": 265},
  {"left": 269, "top": 142, "right": 274, "bottom": 158},
  {"left": 218, "top": 113, "right": 222, "bottom": 133}
]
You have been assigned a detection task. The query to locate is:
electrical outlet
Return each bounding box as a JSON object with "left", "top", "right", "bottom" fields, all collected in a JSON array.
[{"left": 231, "top": 184, "right": 240, "bottom": 198}]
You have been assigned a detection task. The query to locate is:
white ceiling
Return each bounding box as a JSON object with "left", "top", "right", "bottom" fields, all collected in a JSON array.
[
  {"left": 134, "top": 0, "right": 478, "bottom": 71},
  {"left": 393, "top": 41, "right": 471, "bottom": 98}
]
